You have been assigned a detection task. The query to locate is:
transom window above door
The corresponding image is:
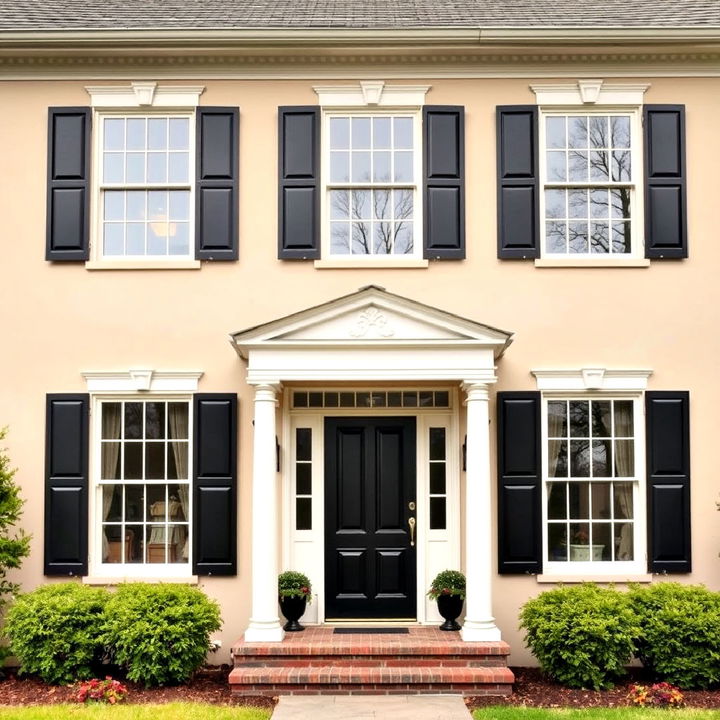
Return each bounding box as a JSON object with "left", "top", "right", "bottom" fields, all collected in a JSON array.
[
  {"left": 99, "top": 114, "right": 193, "bottom": 259},
  {"left": 325, "top": 113, "right": 419, "bottom": 258},
  {"left": 542, "top": 113, "right": 636, "bottom": 257}
]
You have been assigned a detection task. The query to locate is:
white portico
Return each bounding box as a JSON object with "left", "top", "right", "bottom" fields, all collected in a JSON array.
[{"left": 231, "top": 285, "right": 512, "bottom": 643}]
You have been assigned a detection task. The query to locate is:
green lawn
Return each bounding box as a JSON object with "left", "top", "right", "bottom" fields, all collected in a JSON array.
[
  {"left": 0, "top": 704, "right": 272, "bottom": 720},
  {"left": 474, "top": 709, "right": 720, "bottom": 720}
]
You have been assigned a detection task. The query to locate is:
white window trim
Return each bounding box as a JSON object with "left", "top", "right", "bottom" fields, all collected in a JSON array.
[
  {"left": 531, "top": 80, "right": 649, "bottom": 265},
  {"left": 314, "top": 81, "right": 429, "bottom": 267},
  {"left": 82, "top": 370, "right": 203, "bottom": 394},
  {"left": 88, "top": 392, "right": 195, "bottom": 579},
  {"left": 532, "top": 367, "right": 651, "bottom": 577},
  {"left": 85, "top": 82, "right": 204, "bottom": 269}
]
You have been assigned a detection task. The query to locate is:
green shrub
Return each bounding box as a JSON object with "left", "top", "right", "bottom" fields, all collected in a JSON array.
[
  {"left": 519, "top": 583, "right": 639, "bottom": 690},
  {"left": 628, "top": 582, "right": 720, "bottom": 689},
  {"left": 427, "top": 570, "right": 466, "bottom": 600},
  {"left": 102, "top": 584, "right": 221, "bottom": 686},
  {"left": 4, "top": 583, "right": 109, "bottom": 684},
  {"left": 278, "top": 570, "right": 312, "bottom": 601}
]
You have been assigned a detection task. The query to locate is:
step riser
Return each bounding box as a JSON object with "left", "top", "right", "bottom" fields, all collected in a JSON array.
[
  {"left": 231, "top": 683, "right": 513, "bottom": 697},
  {"left": 236, "top": 656, "right": 508, "bottom": 668}
]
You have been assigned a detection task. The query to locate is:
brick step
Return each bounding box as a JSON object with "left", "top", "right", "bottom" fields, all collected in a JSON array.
[
  {"left": 236, "top": 654, "right": 508, "bottom": 668},
  {"left": 228, "top": 664, "right": 514, "bottom": 697}
]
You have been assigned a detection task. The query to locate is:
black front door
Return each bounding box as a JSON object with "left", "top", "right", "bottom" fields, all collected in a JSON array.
[{"left": 324, "top": 417, "right": 417, "bottom": 620}]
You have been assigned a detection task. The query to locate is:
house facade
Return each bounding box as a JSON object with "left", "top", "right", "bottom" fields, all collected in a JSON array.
[{"left": 0, "top": 1, "right": 718, "bottom": 666}]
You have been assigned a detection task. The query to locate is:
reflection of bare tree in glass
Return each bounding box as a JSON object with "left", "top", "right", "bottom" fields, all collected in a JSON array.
[{"left": 331, "top": 188, "right": 413, "bottom": 255}]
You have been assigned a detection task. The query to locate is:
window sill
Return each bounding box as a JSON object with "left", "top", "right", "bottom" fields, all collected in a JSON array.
[
  {"left": 537, "top": 573, "right": 653, "bottom": 584},
  {"left": 314, "top": 258, "right": 429, "bottom": 269},
  {"left": 83, "top": 575, "right": 198, "bottom": 585},
  {"left": 85, "top": 260, "right": 201, "bottom": 271},
  {"left": 534, "top": 258, "right": 650, "bottom": 268}
]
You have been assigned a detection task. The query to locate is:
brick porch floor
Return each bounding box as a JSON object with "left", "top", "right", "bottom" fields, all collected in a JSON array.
[{"left": 229, "top": 626, "right": 514, "bottom": 696}]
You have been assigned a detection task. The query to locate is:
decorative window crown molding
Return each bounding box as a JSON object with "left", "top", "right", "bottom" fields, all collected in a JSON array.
[
  {"left": 532, "top": 368, "right": 653, "bottom": 392},
  {"left": 82, "top": 369, "right": 204, "bottom": 393},
  {"left": 85, "top": 82, "right": 205, "bottom": 108},
  {"left": 530, "top": 80, "right": 650, "bottom": 106},
  {"left": 313, "top": 81, "right": 430, "bottom": 107}
]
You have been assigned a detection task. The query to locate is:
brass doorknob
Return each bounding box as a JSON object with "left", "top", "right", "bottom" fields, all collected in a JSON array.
[{"left": 408, "top": 516, "right": 416, "bottom": 546}]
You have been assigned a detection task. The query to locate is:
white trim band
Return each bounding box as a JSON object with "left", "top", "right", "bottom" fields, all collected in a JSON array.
[
  {"left": 531, "top": 368, "right": 653, "bottom": 392},
  {"left": 313, "top": 81, "right": 430, "bottom": 107},
  {"left": 530, "top": 80, "right": 650, "bottom": 106},
  {"left": 82, "top": 370, "right": 204, "bottom": 393},
  {"left": 86, "top": 81, "right": 205, "bottom": 108}
]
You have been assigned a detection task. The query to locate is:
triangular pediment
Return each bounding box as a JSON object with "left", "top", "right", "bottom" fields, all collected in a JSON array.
[{"left": 231, "top": 286, "right": 513, "bottom": 357}]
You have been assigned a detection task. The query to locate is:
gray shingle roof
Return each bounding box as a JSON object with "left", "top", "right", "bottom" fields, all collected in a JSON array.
[{"left": 1, "top": 0, "right": 720, "bottom": 32}]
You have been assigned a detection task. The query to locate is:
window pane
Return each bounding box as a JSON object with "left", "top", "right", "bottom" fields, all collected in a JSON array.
[
  {"left": 145, "top": 443, "right": 165, "bottom": 480},
  {"left": 547, "top": 401, "right": 567, "bottom": 437},
  {"left": 568, "top": 151, "right": 588, "bottom": 182},
  {"left": 373, "top": 152, "right": 391, "bottom": 182},
  {"left": 168, "top": 153, "right": 189, "bottom": 183},
  {"left": 429, "top": 463, "right": 446, "bottom": 494},
  {"left": 296, "top": 464, "right": 312, "bottom": 495},
  {"left": 308, "top": 392, "right": 323, "bottom": 407},
  {"left": 546, "top": 221, "right": 566, "bottom": 253},
  {"left": 373, "top": 222, "right": 391, "bottom": 254},
  {"left": 169, "top": 191, "right": 189, "bottom": 220},
  {"left": 324, "top": 392, "right": 339, "bottom": 407},
  {"left": 104, "top": 192, "right": 124, "bottom": 221},
  {"left": 103, "top": 224, "right": 124, "bottom": 256},
  {"left": 614, "top": 401, "right": 634, "bottom": 436},
  {"left": 570, "top": 441, "right": 590, "bottom": 477},
  {"left": 373, "top": 117, "right": 391, "bottom": 149},
  {"left": 547, "top": 482, "right": 566, "bottom": 519},
  {"left": 589, "top": 116, "right": 608, "bottom": 148},
  {"left": 145, "top": 402, "right": 166, "bottom": 439},
  {"left": 103, "top": 484, "right": 122, "bottom": 521},
  {"left": 429, "top": 497, "right": 446, "bottom": 530},
  {"left": 591, "top": 482, "right": 611, "bottom": 519},
  {"left": 592, "top": 440, "right": 611, "bottom": 477},
  {"left": 126, "top": 223, "right": 145, "bottom": 254},
  {"left": 545, "top": 189, "right": 565, "bottom": 219},
  {"left": 296, "top": 498, "right": 312, "bottom": 530},
  {"left": 147, "top": 153, "right": 167, "bottom": 183},
  {"left": 591, "top": 523, "right": 611, "bottom": 560},
  {"left": 124, "top": 403, "right": 143, "bottom": 439},
  {"left": 612, "top": 221, "right": 631, "bottom": 254},
  {"left": 569, "top": 522, "right": 590, "bottom": 550},
  {"left": 548, "top": 440, "right": 567, "bottom": 477},
  {"left": 387, "top": 392, "right": 402, "bottom": 407},
  {"left": 330, "top": 117, "right": 349, "bottom": 149},
  {"left": 126, "top": 152, "right": 145, "bottom": 183},
  {"left": 374, "top": 189, "right": 390, "bottom": 219},
  {"left": 127, "top": 191, "right": 145, "bottom": 220},
  {"left": 104, "top": 153, "right": 124, "bottom": 183},
  {"left": 614, "top": 441, "right": 635, "bottom": 477},
  {"left": 394, "top": 117, "right": 413, "bottom": 149},
  {"left": 102, "top": 403, "right": 122, "bottom": 439},
  {"left": 352, "top": 222, "right": 371, "bottom": 254},
  {"left": 548, "top": 523, "right": 567, "bottom": 560},
  {"left": 371, "top": 392, "right": 386, "bottom": 408},
  {"left": 169, "top": 224, "right": 189, "bottom": 256},
  {"left": 546, "top": 151, "right": 566, "bottom": 182},
  {"left": 125, "top": 484, "right": 143, "bottom": 522},
  {"left": 568, "top": 189, "right": 587, "bottom": 219},
  {"left": 331, "top": 223, "right": 350, "bottom": 254},
  {"left": 126, "top": 525, "right": 143, "bottom": 564},
  {"left": 352, "top": 151, "right": 371, "bottom": 182},
  {"left": 612, "top": 150, "right": 631, "bottom": 182},
  {"left": 356, "top": 392, "right": 371, "bottom": 408},
  {"left": 124, "top": 443, "right": 142, "bottom": 480},
  {"left": 402, "top": 392, "right": 418, "bottom": 407},
  {"left": 394, "top": 152, "right": 413, "bottom": 182},
  {"left": 434, "top": 391, "right": 449, "bottom": 407},
  {"left": 569, "top": 222, "right": 588, "bottom": 253},
  {"left": 104, "top": 118, "right": 125, "bottom": 150},
  {"left": 296, "top": 428, "right": 311, "bottom": 462},
  {"left": 591, "top": 401, "right": 611, "bottom": 437},
  {"left": 352, "top": 189, "right": 370, "bottom": 218},
  {"left": 568, "top": 483, "right": 589, "bottom": 519},
  {"left": 614, "top": 483, "right": 634, "bottom": 519},
  {"left": 567, "top": 116, "right": 587, "bottom": 148},
  {"left": 168, "top": 118, "right": 189, "bottom": 150},
  {"left": 148, "top": 118, "right": 167, "bottom": 150},
  {"left": 615, "top": 522, "right": 634, "bottom": 560},
  {"left": 340, "top": 392, "right": 355, "bottom": 407},
  {"left": 429, "top": 428, "right": 446, "bottom": 461},
  {"left": 126, "top": 118, "right": 146, "bottom": 150},
  {"left": 590, "top": 151, "right": 609, "bottom": 181},
  {"left": 352, "top": 117, "right": 371, "bottom": 148},
  {"left": 167, "top": 442, "right": 188, "bottom": 480},
  {"left": 546, "top": 116, "right": 565, "bottom": 149},
  {"left": 569, "top": 402, "right": 589, "bottom": 437},
  {"left": 330, "top": 151, "right": 349, "bottom": 182}
]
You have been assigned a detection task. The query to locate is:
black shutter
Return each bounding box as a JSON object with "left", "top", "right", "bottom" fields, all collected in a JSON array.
[
  {"left": 278, "top": 106, "right": 320, "bottom": 259},
  {"left": 497, "top": 106, "right": 539, "bottom": 259},
  {"left": 497, "top": 392, "right": 542, "bottom": 573},
  {"left": 644, "top": 105, "right": 687, "bottom": 259},
  {"left": 195, "top": 107, "right": 239, "bottom": 260},
  {"left": 46, "top": 108, "right": 91, "bottom": 261},
  {"left": 45, "top": 394, "right": 88, "bottom": 575},
  {"left": 423, "top": 106, "right": 465, "bottom": 259},
  {"left": 646, "top": 391, "right": 691, "bottom": 573},
  {"left": 193, "top": 394, "right": 237, "bottom": 575}
]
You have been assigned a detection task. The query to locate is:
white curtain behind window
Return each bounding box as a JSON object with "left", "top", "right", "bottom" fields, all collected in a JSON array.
[
  {"left": 169, "top": 404, "right": 190, "bottom": 560},
  {"left": 101, "top": 404, "right": 122, "bottom": 561}
]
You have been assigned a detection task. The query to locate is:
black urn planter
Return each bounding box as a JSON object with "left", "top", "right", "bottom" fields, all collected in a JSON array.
[
  {"left": 436, "top": 593, "right": 463, "bottom": 631},
  {"left": 279, "top": 595, "right": 307, "bottom": 632}
]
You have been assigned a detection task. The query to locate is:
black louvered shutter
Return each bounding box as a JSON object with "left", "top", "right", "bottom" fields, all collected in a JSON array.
[
  {"left": 193, "top": 394, "right": 237, "bottom": 575},
  {"left": 45, "top": 394, "right": 89, "bottom": 575},
  {"left": 644, "top": 105, "right": 687, "bottom": 259},
  {"left": 46, "top": 108, "right": 91, "bottom": 261},
  {"left": 195, "top": 107, "right": 239, "bottom": 260},
  {"left": 497, "top": 106, "right": 539, "bottom": 259},
  {"left": 423, "top": 106, "right": 465, "bottom": 259},
  {"left": 278, "top": 107, "right": 320, "bottom": 259},
  {"left": 646, "top": 391, "right": 691, "bottom": 572},
  {"left": 497, "top": 392, "right": 542, "bottom": 573}
]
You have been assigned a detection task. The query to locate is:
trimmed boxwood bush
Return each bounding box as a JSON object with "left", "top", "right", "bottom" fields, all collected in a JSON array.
[
  {"left": 520, "top": 583, "right": 640, "bottom": 690},
  {"left": 4, "top": 583, "right": 110, "bottom": 684},
  {"left": 102, "top": 583, "right": 221, "bottom": 686},
  {"left": 628, "top": 582, "right": 720, "bottom": 689}
]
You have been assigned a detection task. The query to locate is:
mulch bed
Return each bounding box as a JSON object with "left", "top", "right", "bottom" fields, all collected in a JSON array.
[{"left": 1, "top": 665, "right": 719, "bottom": 709}]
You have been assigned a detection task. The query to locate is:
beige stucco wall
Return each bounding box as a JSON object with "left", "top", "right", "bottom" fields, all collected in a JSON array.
[{"left": 1, "top": 68, "right": 719, "bottom": 666}]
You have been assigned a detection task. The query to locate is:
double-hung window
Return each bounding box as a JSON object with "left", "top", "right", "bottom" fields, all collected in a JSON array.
[
  {"left": 542, "top": 111, "right": 638, "bottom": 257},
  {"left": 97, "top": 398, "right": 191, "bottom": 572},
  {"left": 543, "top": 396, "right": 645, "bottom": 573},
  {"left": 99, "top": 114, "right": 193, "bottom": 259},
  {"left": 326, "top": 113, "right": 418, "bottom": 258}
]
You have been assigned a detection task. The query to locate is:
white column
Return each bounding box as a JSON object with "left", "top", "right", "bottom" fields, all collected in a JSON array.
[
  {"left": 461, "top": 383, "right": 502, "bottom": 642},
  {"left": 245, "top": 383, "right": 285, "bottom": 642}
]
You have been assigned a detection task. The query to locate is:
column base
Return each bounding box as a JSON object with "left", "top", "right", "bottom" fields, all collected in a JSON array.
[
  {"left": 244, "top": 621, "right": 286, "bottom": 643},
  {"left": 461, "top": 620, "right": 502, "bottom": 642}
]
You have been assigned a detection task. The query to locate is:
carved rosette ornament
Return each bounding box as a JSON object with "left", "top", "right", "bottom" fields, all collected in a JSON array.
[{"left": 349, "top": 307, "right": 395, "bottom": 338}]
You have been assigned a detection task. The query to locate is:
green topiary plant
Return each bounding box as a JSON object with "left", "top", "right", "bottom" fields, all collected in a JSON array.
[
  {"left": 278, "top": 571, "right": 312, "bottom": 602},
  {"left": 628, "top": 582, "right": 720, "bottom": 689},
  {"left": 4, "top": 583, "right": 110, "bottom": 684},
  {"left": 519, "top": 583, "right": 639, "bottom": 690},
  {"left": 101, "top": 583, "right": 221, "bottom": 687},
  {"left": 427, "top": 570, "right": 466, "bottom": 600}
]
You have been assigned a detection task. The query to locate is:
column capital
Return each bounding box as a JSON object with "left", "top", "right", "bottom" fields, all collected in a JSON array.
[
  {"left": 251, "top": 382, "right": 282, "bottom": 402},
  {"left": 462, "top": 382, "right": 489, "bottom": 403}
]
